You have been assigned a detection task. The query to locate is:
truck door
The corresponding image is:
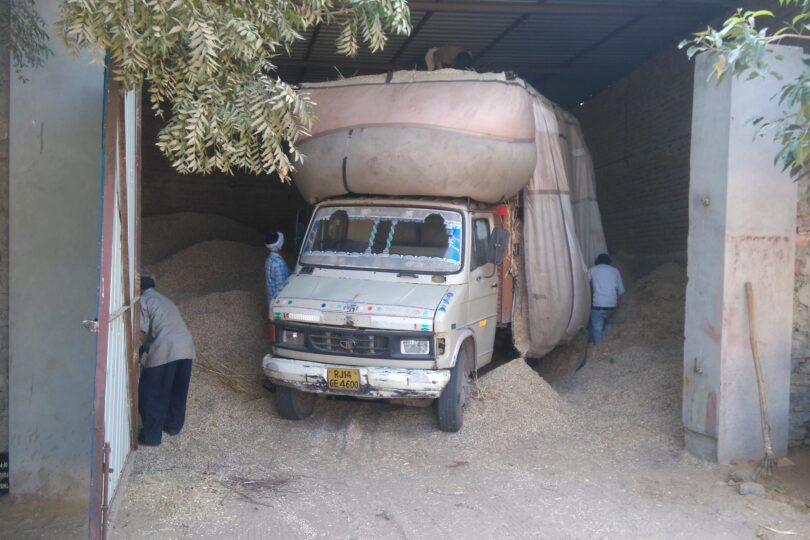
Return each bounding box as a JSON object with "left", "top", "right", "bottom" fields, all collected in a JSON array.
[{"left": 467, "top": 213, "right": 498, "bottom": 368}]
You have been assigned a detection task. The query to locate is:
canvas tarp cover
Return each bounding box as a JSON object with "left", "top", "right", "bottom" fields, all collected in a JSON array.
[
  {"left": 556, "top": 109, "right": 608, "bottom": 268},
  {"left": 511, "top": 96, "right": 593, "bottom": 357}
]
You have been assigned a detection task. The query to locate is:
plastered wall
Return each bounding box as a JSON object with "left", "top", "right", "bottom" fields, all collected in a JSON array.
[
  {"left": 9, "top": 0, "right": 102, "bottom": 504},
  {"left": 0, "top": 16, "right": 9, "bottom": 458}
]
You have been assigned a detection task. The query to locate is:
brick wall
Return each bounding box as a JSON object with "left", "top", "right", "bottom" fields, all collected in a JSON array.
[
  {"left": 141, "top": 100, "right": 306, "bottom": 240},
  {"left": 575, "top": 45, "right": 693, "bottom": 257}
]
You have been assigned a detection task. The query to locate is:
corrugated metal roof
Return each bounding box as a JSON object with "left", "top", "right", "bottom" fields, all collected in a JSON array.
[{"left": 273, "top": 0, "right": 732, "bottom": 107}]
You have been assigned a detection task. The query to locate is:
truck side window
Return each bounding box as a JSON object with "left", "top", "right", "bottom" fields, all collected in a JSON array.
[{"left": 472, "top": 218, "right": 490, "bottom": 270}]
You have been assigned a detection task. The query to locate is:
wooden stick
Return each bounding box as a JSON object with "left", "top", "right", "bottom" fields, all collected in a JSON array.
[{"left": 745, "top": 282, "right": 775, "bottom": 462}]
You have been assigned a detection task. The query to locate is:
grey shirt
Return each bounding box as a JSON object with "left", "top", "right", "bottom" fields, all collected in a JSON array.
[
  {"left": 140, "top": 288, "right": 196, "bottom": 368},
  {"left": 587, "top": 264, "right": 625, "bottom": 308}
]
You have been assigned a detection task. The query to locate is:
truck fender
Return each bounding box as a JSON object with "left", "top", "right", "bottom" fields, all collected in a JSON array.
[{"left": 450, "top": 330, "right": 475, "bottom": 368}]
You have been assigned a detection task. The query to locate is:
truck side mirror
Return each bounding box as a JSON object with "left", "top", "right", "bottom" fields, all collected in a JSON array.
[{"left": 486, "top": 227, "right": 510, "bottom": 266}]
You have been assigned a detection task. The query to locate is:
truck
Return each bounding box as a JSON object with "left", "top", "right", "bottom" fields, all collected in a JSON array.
[{"left": 262, "top": 70, "right": 606, "bottom": 431}]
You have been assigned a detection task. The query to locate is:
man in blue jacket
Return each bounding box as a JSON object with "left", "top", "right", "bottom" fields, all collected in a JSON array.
[
  {"left": 265, "top": 231, "right": 290, "bottom": 315},
  {"left": 587, "top": 253, "right": 625, "bottom": 347}
]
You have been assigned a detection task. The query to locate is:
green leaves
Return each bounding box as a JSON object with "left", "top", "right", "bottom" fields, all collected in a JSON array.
[
  {"left": 58, "top": 0, "right": 411, "bottom": 179},
  {"left": 1, "top": 0, "right": 54, "bottom": 82},
  {"left": 680, "top": 3, "right": 810, "bottom": 180}
]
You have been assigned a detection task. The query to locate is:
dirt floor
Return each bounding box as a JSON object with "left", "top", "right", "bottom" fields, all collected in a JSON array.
[
  {"left": 100, "top": 213, "right": 810, "bottom": 539},
  {"left": 0, "top": 497, "right": 88, "bottom": 539}
]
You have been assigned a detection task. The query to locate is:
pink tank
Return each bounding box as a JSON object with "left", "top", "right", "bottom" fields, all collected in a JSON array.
[{"left": 294, "top": 71, "right": 537, "bottom": 204}]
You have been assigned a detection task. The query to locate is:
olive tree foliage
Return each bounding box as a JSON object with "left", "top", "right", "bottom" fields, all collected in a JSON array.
[
  {"left": 59, "top": 0, "right": 411, "bottom": 179},
  {"left": 0, "top": 0, "right": 54, "bottom": 82},
  {"left": 681, "top": 0, "right": 810, "bottom": 180}
]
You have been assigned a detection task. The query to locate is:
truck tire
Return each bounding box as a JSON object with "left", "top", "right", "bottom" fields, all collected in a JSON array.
[
  {"left": 437, "top": 345, "right": 471, "bottom": 432},
  {"left": 275, "top": 385, "right": 315, "bottom": 420}
]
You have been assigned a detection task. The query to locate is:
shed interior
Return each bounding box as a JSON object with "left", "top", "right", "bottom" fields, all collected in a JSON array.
[
  {"left": 137, "top": 0, "right": 808, "bottom": 450},
  {"left": 4, "top": 1, "right": 810, "bottom": 537},
  {"left": 137, "top": 0, "right": 810, "bottom": 452}
]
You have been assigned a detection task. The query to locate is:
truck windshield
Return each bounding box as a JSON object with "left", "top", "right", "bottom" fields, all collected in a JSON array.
[{"left": 300, "top": 206, "right": 463, "bottom": 273}]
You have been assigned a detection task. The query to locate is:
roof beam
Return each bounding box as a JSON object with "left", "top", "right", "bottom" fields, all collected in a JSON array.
[
  {"left": 407, "top": 1, "right": 725, "bottom": 15},
  {"left": 275, "top": 58, "right": 635, "bottom": 75},
  {"left": 533, "top": 13, "right": 647, "bottom": 86},
  {"left": 388, "top": 11, "right": 435, "bottom": 65},
  {"left": 470, "top": 0, "right": 548, "bottom": 64},
  {"left": 474, "top": 14, "right": 529, "bottom": 64},
  {"left": 295, "top": 24, "right": 322, "bottom": 84},
  {"left": 277, "top": 59, "right": 415, "bottom": 73},
  {"left": 531, "top": 0, "right": 729, "bottom": 88}
]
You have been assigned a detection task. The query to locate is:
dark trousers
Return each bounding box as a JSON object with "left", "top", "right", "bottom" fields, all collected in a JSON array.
[{"left": 138, "top": 359, "right": 192, "bottom": 445}]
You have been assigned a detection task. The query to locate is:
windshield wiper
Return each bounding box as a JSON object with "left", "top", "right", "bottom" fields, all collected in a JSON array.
[{"left": 396, "top": 272, "right": 419, "bottom": 278}]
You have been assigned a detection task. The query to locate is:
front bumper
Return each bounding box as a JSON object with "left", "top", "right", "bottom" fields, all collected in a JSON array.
[{"left": 262, "top": 355, "right": 451, "bottom": 399}]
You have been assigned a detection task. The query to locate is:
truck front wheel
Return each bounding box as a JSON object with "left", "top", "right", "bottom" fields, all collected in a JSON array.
[
  {"left": 275, "top": 385, "right": 315, "bottom": 420},
  {"left": 437, "top": 344, "right": 472, "bottom": 432}
]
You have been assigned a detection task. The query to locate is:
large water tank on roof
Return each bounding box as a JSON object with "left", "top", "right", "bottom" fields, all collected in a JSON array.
[{"left": 293, "top": 70, "right": 537, "bottom": 204}]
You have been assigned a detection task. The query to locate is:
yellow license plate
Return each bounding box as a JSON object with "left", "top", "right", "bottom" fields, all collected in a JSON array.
[{"left": 327, "top": 368, "right": 361, "bottom": 392}]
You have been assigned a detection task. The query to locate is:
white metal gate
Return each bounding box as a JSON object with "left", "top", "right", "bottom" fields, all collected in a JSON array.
[
  {"left": 91, "top": 70, "right": 141, "bottom": 540},
  {"left": 103, "top": 88, "right": 138, "bottom": 502}
]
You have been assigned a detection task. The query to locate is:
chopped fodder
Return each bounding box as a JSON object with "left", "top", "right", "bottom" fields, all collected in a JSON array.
[
  {"left": 465, "top": 358, "right": 570, "bottom": 438},
  {"left": 612, "top": 262, "right": 686, "bottom": 346},
  {"left": 153, "top": 240, "right": 266, "bottom": 298},
  {"left": 549, "top": 263, "right": 688, "bottom": 456},
  {"left": 142, "top": 212, "right": 263, "bottom": 265},
  {"left": 179, "top": 289, "right": 268, "bottom": 396}
]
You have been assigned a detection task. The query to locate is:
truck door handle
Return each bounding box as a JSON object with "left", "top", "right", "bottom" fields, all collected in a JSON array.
[{"left": 490, "top": 283, "right": 498, "bottom": 289}]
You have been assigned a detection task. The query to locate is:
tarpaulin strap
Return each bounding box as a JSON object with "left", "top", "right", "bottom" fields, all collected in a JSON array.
[{"left": 341, "top": 129, "right": 354, "bottom": 194}]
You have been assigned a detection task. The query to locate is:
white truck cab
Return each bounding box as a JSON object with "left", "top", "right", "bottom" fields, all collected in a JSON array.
[{"left": 262, "top": 196, "right": 508, "bottom": 431}]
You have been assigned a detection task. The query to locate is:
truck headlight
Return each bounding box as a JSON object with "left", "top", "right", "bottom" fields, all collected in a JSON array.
[
  {"left": 281, "top": 329, "right": 305, "bottom": 346},
  {"left": 400, "top": 339, "right": 430, "bottom": 355}
]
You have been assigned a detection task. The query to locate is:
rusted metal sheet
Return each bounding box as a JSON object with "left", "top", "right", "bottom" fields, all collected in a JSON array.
[
  {"left": 90, "top": 67, "right": 119, "bottom": 540},
  {"left": 102, "top": 87, "right": 138, "bottom": 517},
  {"left": 101, "top": 442, "right": 112, "bottom": 536},
  {"left": 497, "top": 198, "right": 518, "bottom": 326},
  {"left": 90, "top": 72, "right": 139, "bottom": 540},
  {"left": 129, "top": 87, "right": 142, "bottom": 450}
]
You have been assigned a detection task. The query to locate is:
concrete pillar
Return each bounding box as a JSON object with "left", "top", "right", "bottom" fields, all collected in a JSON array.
[{"left": 684, "top": 45, "right": 802, "bottom": 463}]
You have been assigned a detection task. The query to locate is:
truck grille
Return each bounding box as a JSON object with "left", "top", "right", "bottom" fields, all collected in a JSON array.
[{"left": 309, "top": 329, "right": 389, "bottom": 356}]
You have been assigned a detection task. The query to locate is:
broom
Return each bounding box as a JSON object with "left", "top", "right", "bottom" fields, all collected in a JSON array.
[{"left": 745, "top": 282, "right": 777, "bottom": 480}]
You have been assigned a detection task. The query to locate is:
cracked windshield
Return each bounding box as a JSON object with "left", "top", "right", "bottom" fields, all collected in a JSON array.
[{"left": 300, "top": 206, "right": 463, "bottom": 273}]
